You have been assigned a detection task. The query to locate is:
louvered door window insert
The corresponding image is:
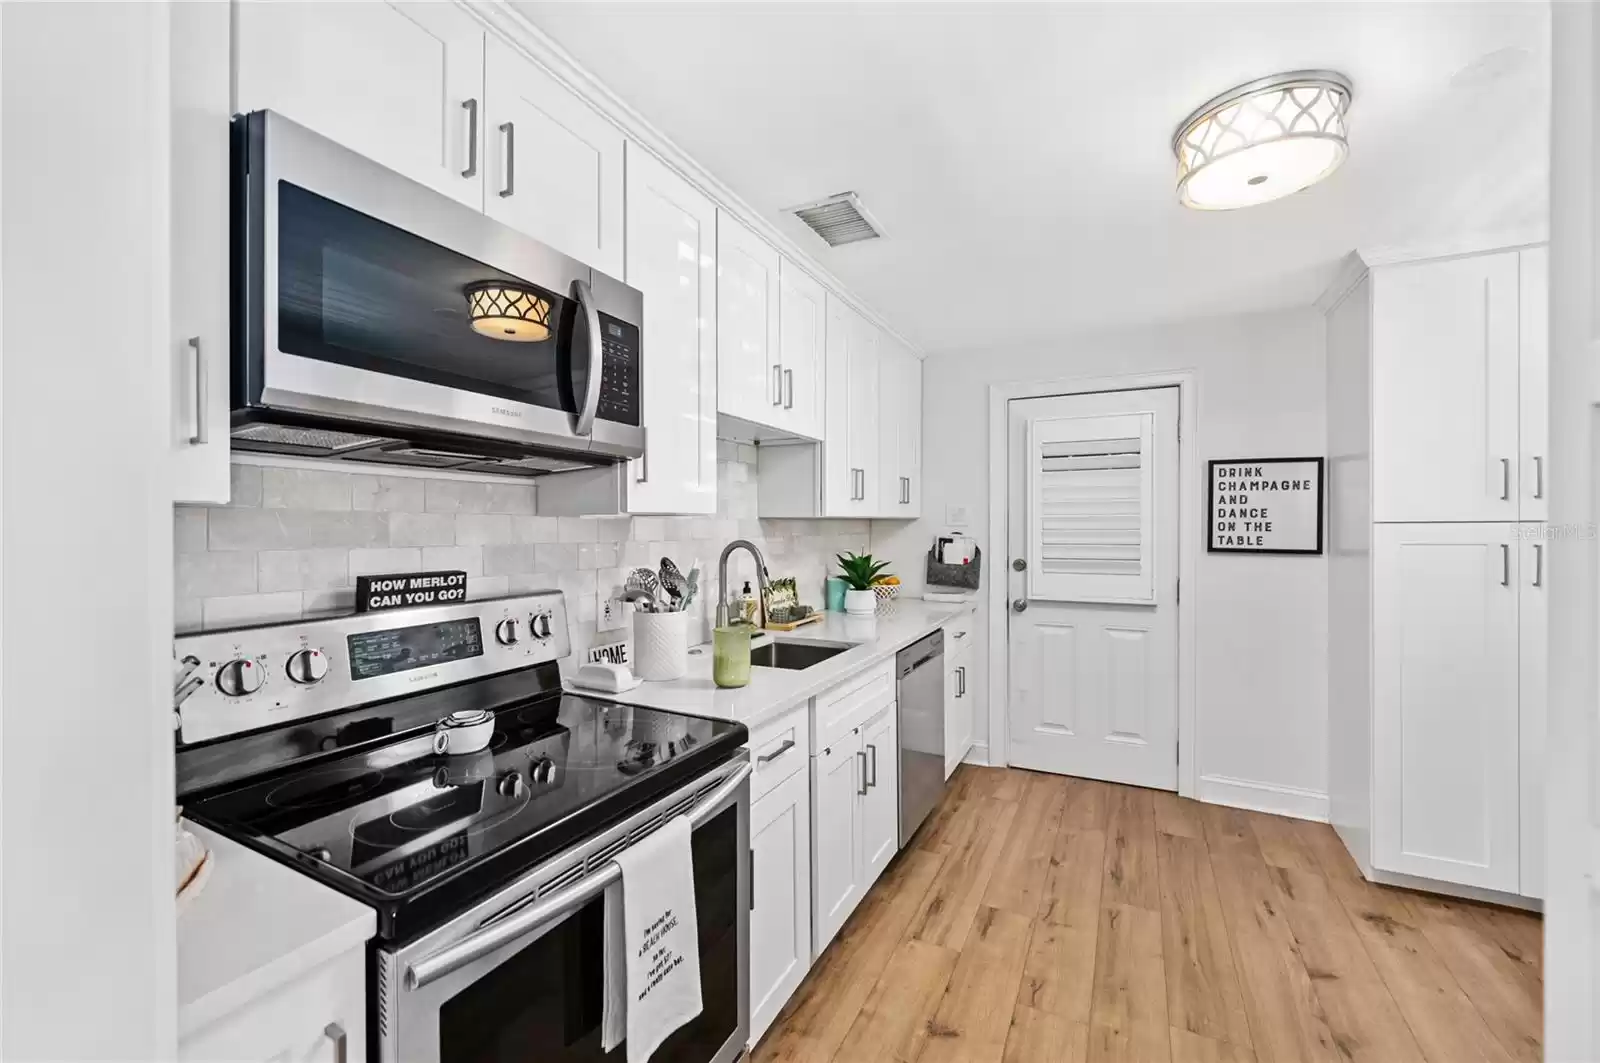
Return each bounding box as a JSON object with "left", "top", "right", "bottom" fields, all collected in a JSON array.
[{"left": 1039, "top": 436, "right": 1143, "bottom": 577}]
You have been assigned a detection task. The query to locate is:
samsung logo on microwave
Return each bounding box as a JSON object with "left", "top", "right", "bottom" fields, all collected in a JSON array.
[{"left": 490, "top": 407, "right": 523, "bottom": 419}]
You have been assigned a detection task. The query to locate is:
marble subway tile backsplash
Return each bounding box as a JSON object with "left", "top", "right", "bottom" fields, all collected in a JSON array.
[{"left": 175, "top": 447, "right": 871, "bottom": 664}]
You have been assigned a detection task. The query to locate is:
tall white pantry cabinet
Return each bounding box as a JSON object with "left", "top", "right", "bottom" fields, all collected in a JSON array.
[{"left": 1326, "top": 245, "right": 1548, "bottom": 905}]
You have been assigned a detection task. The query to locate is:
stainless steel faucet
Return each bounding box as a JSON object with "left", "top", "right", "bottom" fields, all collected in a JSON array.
[{"left": 715, "top": 539, "right": 770, "bottom": 629}]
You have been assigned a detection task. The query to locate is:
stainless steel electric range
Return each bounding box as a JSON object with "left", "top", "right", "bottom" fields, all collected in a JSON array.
[{"left": 175, "top": 591, "right": 750, "bottom": 1063}]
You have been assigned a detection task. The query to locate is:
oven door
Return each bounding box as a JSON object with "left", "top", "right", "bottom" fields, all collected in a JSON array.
[
  {"left": 379, "top": 757, "right": 750, "bottom": 1063},
  {"left": 235, "top": 109, "right": 644, "bottom": 462}
]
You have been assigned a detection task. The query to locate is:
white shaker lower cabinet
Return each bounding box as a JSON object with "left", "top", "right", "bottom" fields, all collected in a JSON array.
[
  {"left": 622, "top": 145, "right": 719, "bottom": 514},
  {"left": 860, "top": 705, "right": 900, "bottom": 884},
  {"left": 810, "top": 734, "right": 864, "bottom": 952},
  {"left": 943, "top": 613, "right": 977, "bottom": 777},
  {"left": 1372, "top": 523, "right": 1523, "bottom": 892},
  {"left": 748, "top": 768, "right": 811, "bottom": 1045},
  {"left": 179, "top": 945, "right": 365, "bottom": 1063},
  {"left": 1519, "top": 531, "right": 1548, "bottom": 898}
]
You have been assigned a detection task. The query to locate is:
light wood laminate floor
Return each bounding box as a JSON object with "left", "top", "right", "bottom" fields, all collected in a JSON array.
[{"left": 754, "top": 765, "right": 1543, "bottom": 1063}]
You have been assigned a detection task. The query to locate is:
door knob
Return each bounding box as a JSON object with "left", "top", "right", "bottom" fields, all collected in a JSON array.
[{"left": 1012, "top": 598, "right": 1028, "bottom": 613}]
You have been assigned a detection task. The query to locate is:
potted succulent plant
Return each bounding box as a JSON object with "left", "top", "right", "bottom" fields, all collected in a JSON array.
[{"left": 836, "top": 552, "right": 891, "bottom": 615}]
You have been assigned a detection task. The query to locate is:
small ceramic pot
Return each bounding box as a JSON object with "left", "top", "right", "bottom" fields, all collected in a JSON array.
[
  {"left": 844, "top": 588, "right": 877, "bottom": 615},
  {"left": 433, "top": 709, "right": 495, "bottom": 755}
]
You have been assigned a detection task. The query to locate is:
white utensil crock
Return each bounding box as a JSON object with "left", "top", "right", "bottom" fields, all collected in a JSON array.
[{"left": 634, "top": 610, "right": 689, "bottom": 681}]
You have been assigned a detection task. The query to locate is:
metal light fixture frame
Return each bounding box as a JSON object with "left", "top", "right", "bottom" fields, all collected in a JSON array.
[{"left": 1172, "top": 70, "right": 1354, "bottom": 209}]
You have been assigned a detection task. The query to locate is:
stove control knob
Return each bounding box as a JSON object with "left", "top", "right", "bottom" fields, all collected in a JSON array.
[
  {"left": 498, "top": 771, "right": 526, "bottom": 799},
  {"left": 495, "top": 618, "right": 520, "bottom": 646},
  {"left": 530, "top": 756, "right": 555, "bottom": 785},
  {"left": 285, "top": 648, "right": 329, "bottom": 685},
  {"left": 529, "top": 611, "right": 553, "bottom": 640},
  {"left": 215, "top": 658, "right": 264, "bottom": 697}
]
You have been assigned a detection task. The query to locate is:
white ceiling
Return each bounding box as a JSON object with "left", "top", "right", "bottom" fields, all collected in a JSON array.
[{"left": 514, "top": 1, "right": 1550, "bottom": 354}]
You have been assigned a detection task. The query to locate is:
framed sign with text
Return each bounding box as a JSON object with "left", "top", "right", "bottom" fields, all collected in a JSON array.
[{"left": 1208, "top": 457, "right": 1324, "bottom": 555}]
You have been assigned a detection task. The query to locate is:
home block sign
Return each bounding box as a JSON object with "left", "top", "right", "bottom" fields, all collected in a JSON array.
[
  {"left": 1208, "top": 457, "right": 1325, "bottom": 555},
  {"left": 356, "top": 570, "right": 468, "bottom": 612}
]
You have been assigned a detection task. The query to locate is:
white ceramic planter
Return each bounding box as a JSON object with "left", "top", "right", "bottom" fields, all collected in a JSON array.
[
  {"left": 844, "top": 588, "right": 877, "bottom": 616},
  {"left": 634, "top": 610, "right": 689, "bottom": 681}
]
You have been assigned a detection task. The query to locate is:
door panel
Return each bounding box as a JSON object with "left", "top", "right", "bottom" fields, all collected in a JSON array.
[
  {"left": 235, "top": 0, "right": 484, "bottom": 207},
  {"left": 484, "top": 37, "right": 624, "bottom": 277},
  {"left": 1372, "top": 252, "right": 1520, "bottom": 522},
  {"left": 622, "top": 145, "right": 717, "bottom": 514},
  {"left": 1520, "top": 530, "right": 1547, "bottom": 897},
  {"left": 716, "top": 213, "right": 781, "bottom": 427},
  {"left": 749, "top": 770, "right": 811, "bottom": 1044},
  {"left": 777, "top": 259, "right": 825, "bottom": 440},
  {"left": 810, "top": 738, "right": 861, "bottom": 952},
  {"left": 847, "top": 312, "right": 880, "bottom": 515},
  {"left": 861, "top": 707, "right": 899, "bottom": 883},
  {"left": 1373, "top": 523, "right": 1520, "bottom": 890},
  {"left": 1006, "top": 387, "right": 1180, "bottom": 790},
  {"left": 1519, "top": 247, "right": 1549, "bottom": 521}
]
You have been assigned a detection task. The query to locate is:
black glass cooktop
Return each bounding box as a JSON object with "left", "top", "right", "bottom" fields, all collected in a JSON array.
[{"left": 182, "top": 692, "right": 746, "bottom": 941}]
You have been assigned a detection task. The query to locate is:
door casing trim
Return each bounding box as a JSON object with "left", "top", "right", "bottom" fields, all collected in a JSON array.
[{"left": 985, "top": 369, "right": 1199, "bottom": 797}]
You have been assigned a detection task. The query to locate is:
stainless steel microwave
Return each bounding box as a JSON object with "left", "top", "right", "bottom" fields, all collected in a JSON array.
[{"left": 230, "top": 110, "right": 645, "bottom": 477}]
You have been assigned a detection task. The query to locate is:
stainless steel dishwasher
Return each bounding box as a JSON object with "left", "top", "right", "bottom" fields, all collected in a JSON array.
[{"left": 897, "top": 629, "right": 947, "bottom": 845}]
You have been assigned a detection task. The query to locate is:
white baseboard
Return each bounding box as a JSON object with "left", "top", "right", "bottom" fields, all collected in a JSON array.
[
  {"left": 1198, "top": 774, "right": 1329, "bottom": 823},
  {"left": 962, "top": 741, "right": 991, "bottom": 767}
]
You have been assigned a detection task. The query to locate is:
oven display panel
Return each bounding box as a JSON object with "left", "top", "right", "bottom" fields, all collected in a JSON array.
[{"left": 347, "top": 618, "right": 483, "bottom": 681}]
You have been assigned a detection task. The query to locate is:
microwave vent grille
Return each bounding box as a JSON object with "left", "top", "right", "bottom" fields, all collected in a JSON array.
[
  {"left": 231, "top": 423, "right": 388, "bottom": 453},
  {"left": 785, "top": 191, "right": 885, "bottom": 247}
]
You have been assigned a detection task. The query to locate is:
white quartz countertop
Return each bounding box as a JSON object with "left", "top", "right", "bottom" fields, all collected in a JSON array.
[
  {"left": 177, "top": 821, "right": 375, "bottom": 1040},
  {"left": 569, "top": 597, "right": 977, "bottom": 729}
]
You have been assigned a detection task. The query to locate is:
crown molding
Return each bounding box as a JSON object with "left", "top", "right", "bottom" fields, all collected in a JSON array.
[
  {"left": 1314, "top": 250, "right": 1370, "bottom": 316},
  {"left": 462, "top": 0, "right": 924, "bottom": 358},
  {"left": 1357, "top": 224, "right": 1549, "bottom": 267}
]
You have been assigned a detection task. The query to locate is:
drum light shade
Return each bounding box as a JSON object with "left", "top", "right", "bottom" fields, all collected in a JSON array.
[
  {"left": 1173, "top": 71, "right": 1352, "bottom": 210},
  {"left": 465, "top": 282, "right": 553, "bottom": 342}
]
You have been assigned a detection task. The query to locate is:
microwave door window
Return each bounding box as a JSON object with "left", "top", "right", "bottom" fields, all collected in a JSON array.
[{"left": 276, "top": 182, "right": 573, "bottom": 413}]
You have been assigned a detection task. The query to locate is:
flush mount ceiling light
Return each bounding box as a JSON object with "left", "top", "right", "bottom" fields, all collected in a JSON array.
[
  {"left": 1173, "top": 70, "right": 1353, "bottom": 210},
  {"left": 464, "top": 282, "right": 553, "bottom": 342}
]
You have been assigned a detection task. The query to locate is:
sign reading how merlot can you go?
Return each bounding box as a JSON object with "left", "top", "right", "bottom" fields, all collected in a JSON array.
[
  {"left": 356, "top": 570, "right": 468, "bottom": 612},
  {"left": 1208, "top": 457, "right": 1325, "bottom": 555}
]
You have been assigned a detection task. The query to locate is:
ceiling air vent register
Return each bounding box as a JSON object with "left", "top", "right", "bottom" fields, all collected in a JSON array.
[{"left": 785, "top": 191, "right": 886, "bottom": 247}]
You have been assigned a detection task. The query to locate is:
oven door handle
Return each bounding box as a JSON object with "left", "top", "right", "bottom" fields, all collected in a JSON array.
[
  {"left": 572, "top": 277, "right": 604, "bottom": 437},
  {"left": 404, "top": 759, "right": 750, "bottom": 991}
]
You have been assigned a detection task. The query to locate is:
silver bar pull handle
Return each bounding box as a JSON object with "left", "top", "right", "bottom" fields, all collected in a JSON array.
[
  {"left": 406, "top": 760, "right": 750, "bottom": 989},
  {"left": 323, "top": 1023, "right": 347, "bottom": 1063},
  {"left": 1533, "top": 542, "right": 1544, "bottom": 587},
  {"left": 461, "top": 98, "right": 478, "bottom": 178},
  {"left": 772, "top": 364, "right": 783, "bottom": 406},
  {"left": 499, "top": 121, "right": 515, "bottom": 197},
  {"left": 756, "top": 738, "right": 795, "bottom": 764},
  {"left": 866, "top": 743, "right": 878, "bottom": 787},
  {"left": 188, "top": 337, "right": 207, "bottom": 445},
  {"left": 784, "top": 368, "right": 794, "bottom": 410},
  {"left": 571, "top": 279, "right": 603, "bottom": 437},
  {"left": 1500, "top": 457, "right": 1511, "bottom": 501},
  {"left": 748, "top": 849, "right": 756, "bottom": 912},
  {"left": 1534, "top": 455, "right": 1544, "bottom": 499},
  {"left": 857, "top": 750, "right": 868, "bottom": 795},
  {"left": 1501, "top": 543, "right": 1511, "bottom": 586}
]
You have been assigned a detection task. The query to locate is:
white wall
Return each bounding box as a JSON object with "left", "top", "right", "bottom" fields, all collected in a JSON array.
[
  {"left": 874, "top": 307, "right": 1329, "bottom": 810},
  {"left": 1, "top": 4, "right": 176, "bottom": 1057}
]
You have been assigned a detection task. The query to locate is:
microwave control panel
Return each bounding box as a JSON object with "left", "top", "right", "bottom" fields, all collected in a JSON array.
[{"left": 595, "top": 314, "right": 641, "bottom": 427}]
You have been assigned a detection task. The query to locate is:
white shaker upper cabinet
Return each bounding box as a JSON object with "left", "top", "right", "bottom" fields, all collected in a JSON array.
[
  {"left": 482, "top": 37, "right": 624, "bottom": 278},
  {"left": 876, "top": 336, "right": 922, "bottom": 517},
  {"left": 1372, "top": 523, "right": 1521, "bottom": 892},
  {"left": 1372, "top": 252, "right": 1521, "bottom": 522},
  {"left": 170, "top": 0, "right": 231, "bottom": 504},
  {"left": 234, "top": 0, "right": 485, "bottom": 208},
  {"left": 1519, "top": 246, "right": 1550, "bottom": 522},
  {"left": 623, "top": 145, "right": 718, "bottom": 515},
  {"left": 824, "top": 295, "right": 879, "bottom": 517},
  {"left": 716, "top": 212, "right": 782, "bottom": 428},
  {"left": 777, "top": 259, "right": 826, "bottom": 441}
]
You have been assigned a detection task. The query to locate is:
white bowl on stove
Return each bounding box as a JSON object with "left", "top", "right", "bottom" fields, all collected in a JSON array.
[{"left": 433, "top": 710, "right": 495, "bottom": 755}]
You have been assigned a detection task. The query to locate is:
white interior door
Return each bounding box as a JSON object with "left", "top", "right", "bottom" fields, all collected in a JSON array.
[{"left": 1006, "top": 387, "right": 1179, "bottom": 790}]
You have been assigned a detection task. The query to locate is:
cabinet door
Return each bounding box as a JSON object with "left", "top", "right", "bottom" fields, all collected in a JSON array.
[
  {"left": 824, "top": 296, "right": 879, "bottom": 517},
  {"left": 810, "top": 737, "right": 863, "bottom": 952},
  {"left": 170, "top": 0, "right": 230, "bottom": 503},
  {"left": 848, "top": 313, "right": 881, "bottom": 515},
  {"left": 749, "top": 770, "right": 812, "bottom": 1045},
  {"left": 1373, "top": 523, "right": 1520, "bottom": 891},
  {"left": 944, "top": 646, "right": 975, "bottom": 779},
  {"left": 1520, "top": 246, "right": 1549, "bottom": 521},
  {"left": 778, "top": 258, "right": 826, "bottom": 441},
  {"left": 716, "top": 212, "right": 782, "bottom": 427},
  {"left": 1520, "top": 530, "right": 1548, "bottom": 897},
  {"left": 1372, "top": 253, "right": 1521, "bottom": 522},
  {"left": 861, "top": 706, "right": 900, "bottom": 883},
  {"left": 623, "top": 145, "right": 718, "bottom": 514},
  {"left": 179, "top": 945, "right": 365, "bottom": 1062},
  {"left": 234, "top": 1, "right": 484, "bottom": 208},
  {"left": 902, "top": 352, "right": 923, "bottom": 516},
  {"left": 876, "top": 340, "right": 904, "bottom": 516},
  {"left": 483, "top": 36, "right": 624, "bottom": 278}
]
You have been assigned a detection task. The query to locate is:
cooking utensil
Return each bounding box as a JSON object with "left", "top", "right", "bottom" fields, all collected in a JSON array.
[
  {"left": 626, "top": 568, "right": 662, "bottom": 610},
  {"left": 621, "top": 587, "right": 657, "bottom": 613},
  {"left": 659, "top": 557, "right": 688, "bottom": 608}
]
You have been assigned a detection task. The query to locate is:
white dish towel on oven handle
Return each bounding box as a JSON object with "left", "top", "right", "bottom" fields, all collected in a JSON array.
[{"left": 601, "top": 814, "right": 702, "bottom": 1061}]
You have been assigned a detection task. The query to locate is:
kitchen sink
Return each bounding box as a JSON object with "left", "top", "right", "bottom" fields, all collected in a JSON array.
[{"left": 750, "top": 638, "right": 854, "bottom": 671}]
